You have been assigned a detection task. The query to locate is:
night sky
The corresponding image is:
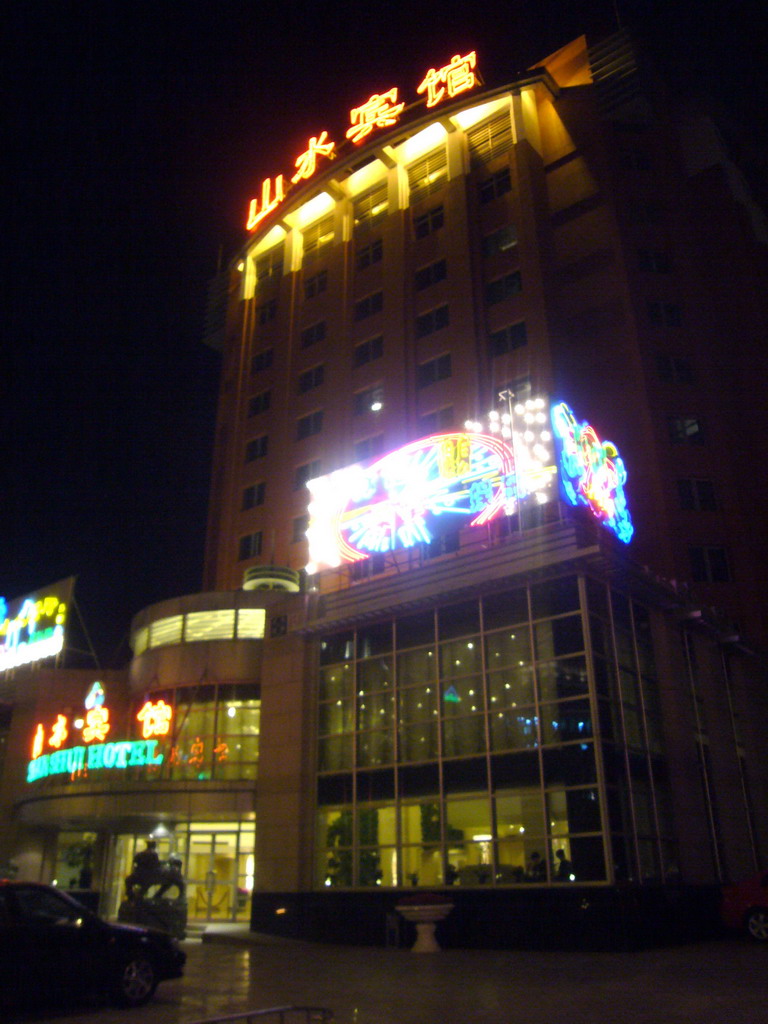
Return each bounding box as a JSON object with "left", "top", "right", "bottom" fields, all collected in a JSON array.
[{"left": 4, "top": 1, "right": 765, "bottom": 665}]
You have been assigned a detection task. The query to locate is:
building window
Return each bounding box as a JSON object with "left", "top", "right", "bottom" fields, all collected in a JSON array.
[
  {"left": 489, "top": 322, "right": 527, "bottom": 358},
  {"left": 303, "top": 216, "right": 334, "bottom": 262},
  {"left": 354, "top": 184, "right": 388, "bottom": 227},
  {"left": 354, "top": 386, "right": 384, "bottom": 416},
  {"left": 257, "top": 299, "right": 277, "bottom": 324},
  {"left": 486, "top": 271, "right": 522, "bottom": 306},
  {"left": 413, "top": 205, "right": 444, "bottom": 239},
  {"left": 255, "top": 245, "right": 284, "bottom": 283},
  {"left": 304, "top": 270, "right": 328, "bottom": 299},
  {"left": 415, "top": 259, "right": 447, "bottom": 291},
  {"left": 245, "top": 436, "right": 269, "bottom": 462},
  {"left": 417, "top": 353, "right": 452, "bottom": 389},
  {"left": 248, "top": 390, "right": 271, "bottom": 417},
  {"left": 678, "top": 478, "right": 717, "bottom": 511},
  {"left": 299, "top": 364, "right": 325, "bottom": 393},
  {"left": 482, "top": 224, "right": 518, "bottom": 257},
  {"left": 354, "top": 434, "right": 385, "bottom": 461},
  {"left": 424, "top": 531, "right": 460, "bottom": 558},
  {"left": 656, "top": 353, "right": 694, "bottom": 384},
  {"left": 690, "top": 546, "right": 731, "bottom": 583},
  {"left": 648, "top": 301, "right": 682, "bottom": 327},
  {"left": 354, "top": 335, "right": 384, "bottom": 367},
  {"left": 356, "top": 238, "right": 383, "bottom": 271},
  {"left": 292, "top": 515, "right": 309, "bottom": 543},
  {"left": 251, "top": 348, "right": 273, "bottom": 374},
  {"left": 350, "top": 553, "right": 387, "bottom": 580},
  {"left": 415, "top": 305, "right": 449, "bottom": 339},
  {"left": 478, "top": 168, "right": 512, "bottom": 204},
  {"left": 408, "top": 147, "right": 448, "bottom": 204},
  {"left": 295, "top": 460, "right": 321, "bottom": 490},
  {"left": 496, "top": 376, "right": 532, "bottom": 405},
  {"left": 468, "top": 112, "right": 513, "bottom": 166},
  {"left": 669, "top": 416, "right": 704, "bottom": 444},
  {"left": 637, "top": 249, "right": 671, "bottom": 273},
  {"left": 238, "top": 531, "right": 263, "bottom": 561},
  {"left": 418, "top": 406, "right": 454, "bottom": 435},
  {"left": 354, "top": 291, "right": 383, "bottom": 321},
  {"left": 301, "top": 321, "right": 326, "bottom": 348},
  {"left": 297, "top": 410, "right": 324, "bottom": 440},
  {"left": 242, "top": 482, "right": 266, "bottom": 510}
]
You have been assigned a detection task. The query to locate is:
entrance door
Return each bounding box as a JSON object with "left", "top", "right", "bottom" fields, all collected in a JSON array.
[{"left": 186, "top": 831, "right": 239, "bottom": 921}]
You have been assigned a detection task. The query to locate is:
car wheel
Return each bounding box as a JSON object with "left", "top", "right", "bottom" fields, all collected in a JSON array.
[
  {"left": 112, "top": 955, "right": 157, "bottom": 1007},
  {"left": 746, "top": 908, "right": 768, "bottom": 942}
]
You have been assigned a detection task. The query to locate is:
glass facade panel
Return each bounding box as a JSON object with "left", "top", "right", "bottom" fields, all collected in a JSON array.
[{"left": 358, "top": 657, "right": 393, "bottom": 693}]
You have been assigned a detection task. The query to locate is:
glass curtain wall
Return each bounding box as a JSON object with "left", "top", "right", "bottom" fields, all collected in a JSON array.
[{"left": 316, "top": 574, "right": 675, "bottom": 888}]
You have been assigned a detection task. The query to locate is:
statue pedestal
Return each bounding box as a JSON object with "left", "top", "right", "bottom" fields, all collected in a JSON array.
[
  {"left": 395, "top": 901, "right": 454, "bottom": 952},
  {"left": 118, "top": 897, "right": 187, "bottom": 940}
]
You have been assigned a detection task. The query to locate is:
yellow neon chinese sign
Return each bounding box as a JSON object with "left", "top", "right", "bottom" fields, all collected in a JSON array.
[
  {"left": 137, "top": 699, "right": 173, "bottom": 739},
  {"left": 292, "top": 131, "right": 335, "bottom": 183},
  {"left": 417, "top": 51, "right": 478, "bottom": 107},
  {"left": 345, "top": 88, "right": 405, "bottom": 144}
]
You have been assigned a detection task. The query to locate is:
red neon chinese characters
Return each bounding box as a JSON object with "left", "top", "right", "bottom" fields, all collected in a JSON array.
[
  {"left": 417, "top": 51, "right": 478, "bottom": 108},
  {"left": 291, "top": 131, "right": 336, "bottom": 184},
  {"left": 137, "top": 699, "right": 173, "bottom": 739},
  {"left": 346, "top": 88, "right": 404, "bottom": 144},
  {"left": 48, "top": 714, "right": 68, "bottom": 749},
  {"left": 246, "top": 175, "right": 286, "bottom": 231},
  {"left": 83, "top": 706, "right": 110, "bottom": 743},
  {"left": 32, "top": 724, "right": 44, "bottom": 760}
]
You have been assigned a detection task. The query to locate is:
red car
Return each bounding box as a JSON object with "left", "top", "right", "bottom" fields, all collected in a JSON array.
[{"left": 721, "top": 871, "right": 768, "bottom": 941}]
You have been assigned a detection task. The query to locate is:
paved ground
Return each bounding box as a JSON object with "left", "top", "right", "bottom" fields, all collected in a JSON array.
[{"left": 8, "top": 929, "right": 768, "bottom": 1024}]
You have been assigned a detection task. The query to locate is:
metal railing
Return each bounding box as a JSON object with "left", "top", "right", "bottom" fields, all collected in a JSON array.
[{"left": 187, "top": 1006, "right": 333, "bottom": 1024}]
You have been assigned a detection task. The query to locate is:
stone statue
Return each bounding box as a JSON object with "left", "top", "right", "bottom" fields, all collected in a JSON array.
[{"left": 119, "top": 840, "right": 187, "bottom": 939}]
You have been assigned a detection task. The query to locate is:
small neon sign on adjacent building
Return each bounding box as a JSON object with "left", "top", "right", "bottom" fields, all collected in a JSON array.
[{"left": 0, "top": 579, "right": 72, "bottom": 673}]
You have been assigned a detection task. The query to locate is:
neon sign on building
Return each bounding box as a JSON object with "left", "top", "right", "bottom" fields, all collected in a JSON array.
[
  {"left": 245, "top": 51, "right": 480, "bottom": 230},
  {"left": 0, "top": 579, "right": 71, "bottom": 672},
  {"left": 551, "top": 401, "right": 633, "bottom": 543},
  {"left": 26, "top": 683, "right": 173, "bottom": 783},
  {"left": 305, "top": 398, "right": 556, "bottom": 573}
]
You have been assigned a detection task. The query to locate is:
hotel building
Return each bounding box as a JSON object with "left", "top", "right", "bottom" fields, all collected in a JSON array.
[{"left": 3, "top": 31, "right": 768, "bottom": 946}]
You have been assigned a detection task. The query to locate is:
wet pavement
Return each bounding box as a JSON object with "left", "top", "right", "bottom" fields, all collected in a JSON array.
[{"left": 8, "top": 930, "right": 768, "bottom": 1024}]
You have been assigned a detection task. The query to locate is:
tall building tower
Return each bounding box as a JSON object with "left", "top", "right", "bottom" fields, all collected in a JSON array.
[{"left": 194, "top": 31, "right": 768, "bottom": 940}]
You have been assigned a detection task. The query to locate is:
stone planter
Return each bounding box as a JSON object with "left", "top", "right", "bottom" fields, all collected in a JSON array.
[{"left": 395, "top": 900, "right": 454, "bottom": 952}]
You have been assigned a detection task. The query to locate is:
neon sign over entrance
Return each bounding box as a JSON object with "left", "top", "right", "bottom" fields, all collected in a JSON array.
[{"left": 246, "top": 51, "right": 479, "bottom": 230}]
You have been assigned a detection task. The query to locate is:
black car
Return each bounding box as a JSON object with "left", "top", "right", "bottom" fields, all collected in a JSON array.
[{"left": 0, "top": 881, "right": 185, "bottom": 1010}]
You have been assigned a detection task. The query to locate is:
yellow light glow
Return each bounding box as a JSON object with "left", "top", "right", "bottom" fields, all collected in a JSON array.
[
  {"left": 451, "top": 95, "right": 511, "bottom": 132},
  {"left": 397, "top": 121, "right": 448, "bottom": 164},
  {"left": 287, "top": 190, "right": 335, "bottom": 230}
]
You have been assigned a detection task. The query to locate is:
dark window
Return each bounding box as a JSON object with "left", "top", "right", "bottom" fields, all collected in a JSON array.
[
  {"left": 304, "top": 270, "right": 328, "bottom": 299},
  {"left": 255, "top": 246, "right": 284, "bottom": 282},
  {"left": 351, "top": 553, "right": 387, "bottom": 580},
  {"left": 467, "top": 113, "right": 513, "bottom": 166},
  {"left": 417, "top": 353, "right": 452, "bottom": 389},
  {"left": 242, "top": 482, "right": 266, "bottom": 510},
  {"left": 408, "top": 147, "right": 448, "bottom": 203},
  {"left": 669, "top": 416, "right": 704, "bottom": 444},
  {"left": 298, "top": 364, "right": 325, "bottom": 393},
  {"left": 690, "top": 546, "right": 730, "bottom": 583},
  {"left": 478, "top": 168, "right": 511, "bottom": 204},
  {"left": 354, "top": 335, "right": 384, "bottom": 367},
  {"left": 245, "top": 436, "right": 268, "bottom": 462},
  {"left": 489, "top": 322, "right": 527, "bottom": 357},
  {"left": 292, "top": 515, "right": 309, "bottom": 543},
  {"left": 418, "top": 406, "right": 453, "bottom": 435},
  {"left": 485, "top": 271, "right": 522, "bottom": 305},
  {"left": 482, "top": 224, "right": 518, "bottom": 257},
  {"left": 301, "top": 321, "right": 326, "bottom": 348},
  {"left": 648, "top": 301, "right": 682, "bottom": 327},
  {"left": 496, "top": 376, "right": 531, "bottom": 405},
  {"left": 295, "top": 460, "right": 321, "bottom": 490},
  {"left": 637, "top": 249, "right": 671, "bottom": 273},
  {"left": 354, "top": 386, "right": 384, "bottom": 415},
  {"left": 354, "top": 291, "right": 383, "bottom": 321},
  {"left": 425, "top": 531, "right": 460, "bottom": 558},
  {"left": 356, "top": 238, "right": 383, "bottom": 271},
  {"left": 238, "top": 531, "right": 263, "bottom": 561},
  {"left": 297, "top": 410, "right": 324, "bottom": 439},
  {"left": 251, "top": 348, "right": 273, "bottom": 374},
  {"left": 354, "top": 434, "right": 385, "bottom": 461},
  {"left": 248, "top": 390, "right": 271, "bottom": 416},
  {"left": 354, "top": 184, "right": 388, "bottom": 227},
  {"left": 656, "top": 353, "right": 694, "bottom": 384},
  {"left": 257, "top": 299, "right": 277, "bottom": 324},
  {"left": 413, "top": 205, "right": 444, "bottom": 239},
  {"left": 415, "top": 304, "right": 449, "bottom": 338},
  {"left": 415, "top": 259, "right": 447, "bottom": 291},
  {"left": 678, "top": 478, "right": 717, "bottom": 511},
  {"left": 303, "top": 216, "right": 334, "bottom": 262}
]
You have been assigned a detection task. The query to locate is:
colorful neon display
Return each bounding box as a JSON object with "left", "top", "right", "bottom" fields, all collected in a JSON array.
[
  {"left": 245, "top": 53, "right": 481, "bottom": 229},
  {"left": 417, "top": 51, "right": 478, "bottom": 108},
  {"left": 137, "top": 699, "right": 173, "bottom": 739},
  {"left": 551, "top": 402, "right": 633, "bottom": 543},
  {"left": 27, "top": 739, "right": 164, "bottom": 782},
  {"left": 0, "top": 580, "right": 71, "bottom": 672},
  {"left": 305, "top": 411, "right": 556, "bottom": 572}
]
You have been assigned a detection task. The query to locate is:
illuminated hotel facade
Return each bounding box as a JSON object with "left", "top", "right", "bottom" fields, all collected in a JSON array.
[{"left": 3, "top": 32, "right": 768, "bottom": 945}]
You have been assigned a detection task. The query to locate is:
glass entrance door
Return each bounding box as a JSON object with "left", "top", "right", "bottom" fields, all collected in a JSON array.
[{"left": 187, "top": 831, "right": 237, "bottom": 920}]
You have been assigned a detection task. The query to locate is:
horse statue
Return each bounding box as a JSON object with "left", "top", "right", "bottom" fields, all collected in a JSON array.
[{"left": 125, "top": 842, "right": 186, "bottom": 902}]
